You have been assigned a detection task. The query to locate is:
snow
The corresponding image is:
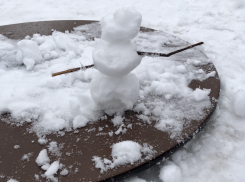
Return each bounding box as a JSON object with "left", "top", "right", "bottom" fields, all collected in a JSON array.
[
  {"left": 0, "top": 0, "right": 245, "bottom": 182},
  {"left": 13, "top": 145, "right": 20, "bottom": 149},
  {"left": 16, "top": 40, "right": 42, "bottom": 70},
  {"left": 35, "top": 149, "right": 50, "bottom": 166},
  {"left": 233, "top": 90, "right": 245, "bottom": 118},
  {"left": 192, "top": 88, "right": 211, "bottom": 101},
  {"left": 7, "top": 179, "right": 19, "bottom": 182},
  {"left": 90, "top": 72, "right": 139, "bottom": 115},
  {"left": 44, "top": 161, "right": 60, "bottom": 177},
  {"left": 101, "top": 8, "right": 142, "bottom": 43},
  {"left": 159, "top": 161, "right": 182, "bottom": 182},
  {"left": 92, "top": 141, "right": 155, "bottom": 173},
  {"left": 60, "top": 168, "right": 69, "bottom": 176}
]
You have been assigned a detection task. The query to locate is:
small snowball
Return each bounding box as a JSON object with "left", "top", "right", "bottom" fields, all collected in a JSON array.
[
  {"left": 233, "top": 89, "right": 245, "bottom": 118},
  {"left": 38, "top": 138, "right": 48, "bottom": 145},
  {"left": 14, "top": 145, "right": 20, "bottom": 149},
  {"left": 192, "top": 88, "right": 210, "bottom": 101},
  {"left": 60, "top": 168, "right": 69, "bottom": 176},
  {"left": 112, "top": 141, "right": 142, "bottom": 165},
  {"left": 91, "top": 72, "right": 139, "bottom": 115},
  {"left": 159, "top": 161, "right": 182, "bottom": 182},
  {"left": 73, "top": 115, "right": 89, "bottom": 129},
  {"left": 36, "top": 149, "right": 50, "bottom": 166},
  {"left": 44, "top": 161, "right": 60, "bottom": 177},
  {"left": 7, "top": 179, "right": 19, "bottom": 182},
  {"left": 101, "top": 7, "right": 142, "bottom": 43}
]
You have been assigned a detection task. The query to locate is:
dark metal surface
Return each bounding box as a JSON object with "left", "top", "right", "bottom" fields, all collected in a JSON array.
[{"left": 0, "top": 20, "right": 220, "bottom": 182}]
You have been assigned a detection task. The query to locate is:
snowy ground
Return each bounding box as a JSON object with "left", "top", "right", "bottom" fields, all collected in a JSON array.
[{"left": 1, "top": 0, "right": 245, "bottom": 182}]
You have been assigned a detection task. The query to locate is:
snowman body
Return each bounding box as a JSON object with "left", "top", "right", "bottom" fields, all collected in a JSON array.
[{"left": 90, "top": 8, "right": 142, "bottom": 115}]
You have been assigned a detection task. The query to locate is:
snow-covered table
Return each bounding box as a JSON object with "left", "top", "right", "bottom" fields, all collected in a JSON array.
[{"left": 0, "top": 20, "right": 220, "bottom": 182}]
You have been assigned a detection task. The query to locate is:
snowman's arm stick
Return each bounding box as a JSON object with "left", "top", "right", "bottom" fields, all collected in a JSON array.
[
  {"left": 137, "top": 42, "right": 204, "bottom": 57},
  {"left": 51, "top": 65, "right": 94, "bottom": 77},
  {"left": 51, "top": 42, "right": 203, "bottom": 77}
]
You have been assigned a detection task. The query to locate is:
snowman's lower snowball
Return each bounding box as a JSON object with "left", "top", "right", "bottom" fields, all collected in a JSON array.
[{"left": 90, "top": 72, "right": 139, "bottom": 115}]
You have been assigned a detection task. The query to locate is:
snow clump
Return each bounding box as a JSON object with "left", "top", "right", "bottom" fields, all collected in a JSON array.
[
  {"left": 92, "top": 141, "right": 155, "bottom": 173},
  {"left": 16, "top": 40, "right": 42, "bottom": 70},
  {"left": 36, "top": 149, "right": 50, "bottom": 166},
  {"left": 159, "top": 161, "right": 182, "bottom": 182}
]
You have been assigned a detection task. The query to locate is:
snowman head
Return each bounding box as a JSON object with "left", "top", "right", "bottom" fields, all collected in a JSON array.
[{"left": 101, "top": 7, "right": 142, "bottom": 43}]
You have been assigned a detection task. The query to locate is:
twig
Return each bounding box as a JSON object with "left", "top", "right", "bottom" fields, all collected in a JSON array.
[{"left": 51, "top": 42, "right": 203, "bottom": 77}]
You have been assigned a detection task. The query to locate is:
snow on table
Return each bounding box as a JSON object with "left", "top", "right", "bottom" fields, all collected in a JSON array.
[{"left": 0, "top": 21, "right": 219, "bottom": 182}]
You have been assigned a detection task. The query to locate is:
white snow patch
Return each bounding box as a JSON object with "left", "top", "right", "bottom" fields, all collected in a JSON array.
[
  {"left": 36, "top": 149, "right": 50, "bottom": 166},
  {"left": 159, "top": 161, "right": 182, "bottom": 182},
  {"left": 44, "top": 161, "right": 60, "bottom": 177},
  {"left": 92, "top": 141, "right": 155, "bottom": 173}
]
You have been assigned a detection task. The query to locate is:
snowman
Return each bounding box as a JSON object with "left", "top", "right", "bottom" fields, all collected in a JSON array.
[{"left": 90, "top": 8, "right": 142, "bottom": 115}]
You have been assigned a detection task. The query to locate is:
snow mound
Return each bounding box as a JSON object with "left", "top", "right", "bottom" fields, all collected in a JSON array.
[
  {"left": 159, "top": 161, "right": 182, "bottom": 182},
  {"left": 92, "top": 141, "right": 155, "bottom": 173}
]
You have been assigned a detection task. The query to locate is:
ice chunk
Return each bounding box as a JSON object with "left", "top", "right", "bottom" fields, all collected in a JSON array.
[
  {"left": 44, "top": 161, "right": 60, "bottom": 177},
  {"left": 159, "top": 161, "right": 182, "bottom": 182},
  {"left": 93, "top": 40, "right": 142, "bottom": 77},
  {"left": 90, "top": 72, "right": 139, "bottom": 115},
  {"left": 101, "top": 7, "right": 142, "bottom": 43},
  {"left": 233, "top": 89, "right": 245, "bottom": 118},
  {"left": 36, "top": 149, "right": 50, "bottom": 166}
]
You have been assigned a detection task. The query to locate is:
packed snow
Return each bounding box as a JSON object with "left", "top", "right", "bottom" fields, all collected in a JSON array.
[
  {"left": 36, "top": 149, "right": 50, "bottom": 166},
  {"left": 93, "top": 141, "right": 155, "bottom": 173},
  {"left": 91, "top": 8, "right": 142, "bottom": 115},
  {"left": 1, "top": 0, "right": 245, "bottom": 182}
]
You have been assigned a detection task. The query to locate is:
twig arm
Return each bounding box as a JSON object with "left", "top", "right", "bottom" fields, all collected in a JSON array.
[{"left": 136, "top": 42, "right": 204, "bottom": 57}]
